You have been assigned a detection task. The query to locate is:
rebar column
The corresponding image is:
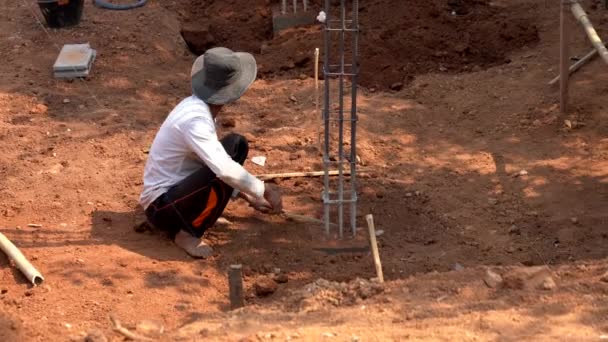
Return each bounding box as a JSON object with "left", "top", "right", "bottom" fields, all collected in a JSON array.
[{"left": 322, "top": 0, "right": 359, "bottom": 238}]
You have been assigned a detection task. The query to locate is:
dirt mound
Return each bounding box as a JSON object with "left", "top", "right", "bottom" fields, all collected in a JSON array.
[
  {"left": 286, "top": 278, "right": 384, "bottom": 312},
  {"left": 181, "top": 0, "right": 539, "bottom": 89}
]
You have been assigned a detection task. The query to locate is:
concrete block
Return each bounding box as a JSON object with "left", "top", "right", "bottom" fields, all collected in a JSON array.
[{"left": 53, "top": 43, "right": 96, "bottom": 79}]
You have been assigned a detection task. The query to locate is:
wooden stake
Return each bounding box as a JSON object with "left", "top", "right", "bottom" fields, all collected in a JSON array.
[
  {"left": 314, "top": 47, "right": 320, "bottom": 112},
  {"left": 365, "top": 214, "right": 384, "bottom": 283},
  {"left": 229, "top": 264, "right": 244, "bottom": 310},
  {"left": 560, "top": 0, "right": 570, "bottom": 114},
  {"left": 314, "top": 47, "right": 321, "bottom": 150}
]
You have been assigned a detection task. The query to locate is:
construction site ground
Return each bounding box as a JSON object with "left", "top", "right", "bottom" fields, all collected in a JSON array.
[{"left": 0, "top": 0, "right": 607, "bottom": 341}]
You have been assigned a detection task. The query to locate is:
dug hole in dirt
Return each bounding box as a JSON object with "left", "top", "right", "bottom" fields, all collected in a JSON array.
[{"left": 180, "top": 0, "right": 539, "bottom": 89}]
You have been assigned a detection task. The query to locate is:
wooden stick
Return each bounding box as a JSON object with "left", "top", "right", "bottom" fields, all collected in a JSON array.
[
  {"left": 549, "top": 46, "right": 598, "bottom": 85},
  {"left": 228, "top": 264, "right": 244, "bottom": 310},
  {"left": 365, "top": 214, "right": 384, "bottom": 283},
  {"left": 314, "top": 47, "right": 322, "bottom": 151},
  {"left": 257, "top": 169, "right": 368, "bottom": 181},
  {"left": 109, "top": 315, "right": 154, "bottom": 341},
  {"left": 560, "top": 0, "right": 570, "bottom": 114},
  {"left": 283, "top": 211, "right": 331, "bottom": 226}
]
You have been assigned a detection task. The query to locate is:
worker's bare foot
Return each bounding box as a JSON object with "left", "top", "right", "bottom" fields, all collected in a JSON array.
[{"left": 174, "top": 230, "right": 213, "bottom": 258}]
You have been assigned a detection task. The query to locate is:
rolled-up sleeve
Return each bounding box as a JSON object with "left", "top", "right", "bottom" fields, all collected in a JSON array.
[{"left": 182, "top": 117, "right": 265, "bottom": 199}]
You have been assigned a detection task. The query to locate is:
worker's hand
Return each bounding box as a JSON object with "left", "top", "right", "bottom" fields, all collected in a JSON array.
[
  {"left": 238, "top": 191, "right": 272, "bottom": 213},
  {"left": 263, "top": 184, "right": 283, "bottom": 214}
]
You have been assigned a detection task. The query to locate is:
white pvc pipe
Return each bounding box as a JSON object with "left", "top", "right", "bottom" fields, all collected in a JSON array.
[
  {"left": 303, "top": 0, "right": 308, "bottom": 12},
  {"left": 293, "top": 0, "right": 297, "bottom": 13},
  {"left": 0, "top": 233, "right": 44, "bottom": 286},
  {"left": 282, "top": 0, "right": 286, "bottom": 14},
  {"left": 571, "top": 2, "right": 608, "bottom": 64}
]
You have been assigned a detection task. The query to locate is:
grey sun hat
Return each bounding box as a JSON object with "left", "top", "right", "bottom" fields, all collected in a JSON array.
[{"left": 191, "top": 47, "right": 257, "bottom": 105}]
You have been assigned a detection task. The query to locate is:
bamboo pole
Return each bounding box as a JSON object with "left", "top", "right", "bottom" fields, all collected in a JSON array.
[
  {"left": 365, "top": 214, "right": 384, "bottom": 283},
  {"left": 315, "top": 48, "right": 320, "bottom": 114},
  {"left": 549, "top": 47, "right": 598, "bottom": 85},
  {"left": 0, "top": 232, "right": 44, "bottom": 286},
  {"left": 560, "top": 0, "right": 570, "bottom": 114},
  {"left": 228, "top": 264, "right": 244, "bottom": 310},
  {"left": 571, "top": 2, "right": 608, "bottom": 64}
]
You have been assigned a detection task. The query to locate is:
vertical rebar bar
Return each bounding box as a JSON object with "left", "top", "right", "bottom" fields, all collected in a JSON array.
[
  {"left": 350, "top": 0, "right": 359, "bottom": 236},
  {"left": 337, "top": 0, "right": 346, "bottom": 238},
  {"left": 323, "top": 0, "right": 331, "bottom": 235}
]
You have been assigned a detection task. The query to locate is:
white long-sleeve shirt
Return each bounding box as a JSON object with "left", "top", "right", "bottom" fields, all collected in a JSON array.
[{"left": 140, "top": 96, "right": 265, "bottom": 209}]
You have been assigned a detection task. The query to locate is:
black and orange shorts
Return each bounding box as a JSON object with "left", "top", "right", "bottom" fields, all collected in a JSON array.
[{"left": 144, "top": 133, "right": 248, "bottom": 239}]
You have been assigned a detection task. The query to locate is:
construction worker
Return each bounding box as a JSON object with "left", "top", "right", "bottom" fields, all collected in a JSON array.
[{"left": 140, "top": 47, "right": 282, "bottom": 258}]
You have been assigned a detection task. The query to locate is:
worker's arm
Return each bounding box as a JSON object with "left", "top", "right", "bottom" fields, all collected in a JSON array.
[{"left": 183, "top": 117, "right": 265, "bottom": 200}]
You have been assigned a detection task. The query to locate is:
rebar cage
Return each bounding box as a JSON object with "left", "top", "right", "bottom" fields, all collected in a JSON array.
[{"left": 322, "top": 0, "right": 360, "bottom": 238}]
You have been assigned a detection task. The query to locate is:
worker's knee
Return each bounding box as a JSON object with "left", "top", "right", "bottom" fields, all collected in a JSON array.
[{"left": 220, "top": 133, "right": 248, "bottom": 164}]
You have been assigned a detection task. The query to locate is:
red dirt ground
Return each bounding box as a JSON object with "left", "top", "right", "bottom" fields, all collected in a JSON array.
[{"left": 0, "top": 0, "right": 607, "bottom": 341}]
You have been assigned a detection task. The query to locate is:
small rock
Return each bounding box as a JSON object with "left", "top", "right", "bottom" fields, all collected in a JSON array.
[
  {"left": 30, "top": 103, "right": 48, "bottom": 114},
  {"left": 84, "top": 329, "right": 108, "bottom": 342},
  {"left": 136, "top": 320, "right": 164, "bottom": 336},
  {"left": 389, "top": 82, "right": 403, "bottom": 91},
  {"left": 375, "top": 229, "right": 384, "bottom": 237},
  {"left": 24, "top": 290, "right": 33, "bottom": 297},
  {"left": 503, "top": 266, "right": 553, "bottom": 290},
  {"left": 541, "top": 276, "right": 557, "bottom": 290},
  {"left": 322, "top": 332, "right": 336, "bottom": 338},
  {"left": 78, "top": 104, "right": 85, "bottom": 109},
  {"left": 488, "top": 198, "right": 498, "bottom": 205},
  {"left": 64, "top": 323, "right": 72, "bottom": 329},
  {"left": 254, "top": 277, "right": 278, "bottom": 296},
  {"left": 508, "top": 225, "right": 521, "bottom": 235},
  {"left": 571, "top": 217, "right": 578, "bottom": 224},
  {"left": 221, "top": 118, "right": 236, "bottom": 128},
  {"left": 599, "top": 272, "right": 608, "bottom": 283},
  {"left": 289, "top": 95, "right": 297, "bottom": 103},
  {"left": 63, "top": 98, "right": 71, "bottom": 104},
  {"left": 452, "top": 263, "right": 464, "bottom": 271},
  {"left": 519, "top": 170, "right": 529, "bottom": 176},
  {"left": 484, "top": 269, "right": 503, "bottom": 288},
  {"left": 439, "top": 65, "right": 448, "bottom": 72},
  {"left": 273, "top": 273, "right": 289, "bottom": 284}
]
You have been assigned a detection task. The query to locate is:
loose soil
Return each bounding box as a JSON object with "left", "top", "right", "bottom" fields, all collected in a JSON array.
[
  {"left": 0, "top": 0, "right": 607, "bottom": 341},
  {"left": 181, "top": 0, "right": 540, "bottom": 89}
]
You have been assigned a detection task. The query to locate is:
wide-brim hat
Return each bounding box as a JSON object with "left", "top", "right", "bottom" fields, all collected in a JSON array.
[{"left": 191, "top": 47, "right": 257, "bottom": 105}]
